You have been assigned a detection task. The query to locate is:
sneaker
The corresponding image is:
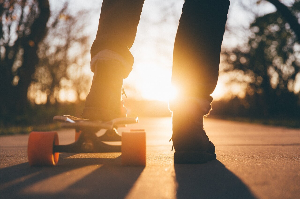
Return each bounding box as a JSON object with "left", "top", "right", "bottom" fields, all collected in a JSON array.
[
  {"left": 82, "top": 60, "right": 126, "bottom": 121},
  {"left": 82, "top": 50, "right": 133, "bottom": 121},
  {"left": 170, "top": 97, "right": 216, "bottom": 164}
]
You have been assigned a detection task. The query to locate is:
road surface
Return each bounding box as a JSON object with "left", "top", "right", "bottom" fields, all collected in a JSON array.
[{"left": 1, "top": 117, "right": 300, "bottom": 199}]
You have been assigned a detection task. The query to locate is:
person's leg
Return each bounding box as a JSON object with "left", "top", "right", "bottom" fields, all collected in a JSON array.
[
  {"left": 83, "top": 0, "right": 145, "bottom": 121},
  {"left": 170, "top": 0, "right": 230, "bottom": 163}
]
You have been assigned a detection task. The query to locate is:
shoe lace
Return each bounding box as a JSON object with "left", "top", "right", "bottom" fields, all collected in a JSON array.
[
  {"left": 121, "top": 87, "right": 128, "bottom": 116},
  {"left": 122, "top": 87, "right": 127, "bottom": 98},
  {"left": 169, "top": 137, "right": 174, "bottom": 151}
]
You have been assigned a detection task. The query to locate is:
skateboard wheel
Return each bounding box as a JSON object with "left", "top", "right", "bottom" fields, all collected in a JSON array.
[
  {"left": 75, "top": 130, "right": 81, "bottom": 141},
  {"left": 121, "top": 130, "right": 146, "bottom": 166},
  {"left": 28, "top": 131, "right": 59, "bottom": 166}
]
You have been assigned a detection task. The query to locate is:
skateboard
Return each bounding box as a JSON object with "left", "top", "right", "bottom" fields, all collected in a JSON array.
[{"left": 27, "top": 115, "right": 146, "bottom": 166}]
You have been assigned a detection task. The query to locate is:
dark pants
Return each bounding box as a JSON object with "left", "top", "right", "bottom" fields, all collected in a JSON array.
[{"left": 91, "top": 0, "right": 230, "bottom": 102}]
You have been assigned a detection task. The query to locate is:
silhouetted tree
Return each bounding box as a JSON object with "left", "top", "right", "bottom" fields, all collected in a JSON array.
[
  {"left": 266, "top": 0, "right": 300, "bottom": 41},
  {"left": 223, "top": 1, "right": 300, "bottom": 117},
  {"left": 31, "top": 4, "right": 91, "bottom": 105},
  {"left": 0, "top": 0, "right": 50, "bottom": 119},
  {"left": 1, "top": 1, "right": 94, "bottom": 125}
]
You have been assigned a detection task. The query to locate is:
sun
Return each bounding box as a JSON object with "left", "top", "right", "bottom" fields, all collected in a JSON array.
[
  {"left": 140, "top": 82, "right": 178, "bottom": 102},
  {"left": 125, "top": 62, "right": 178, "bottom": 102}
]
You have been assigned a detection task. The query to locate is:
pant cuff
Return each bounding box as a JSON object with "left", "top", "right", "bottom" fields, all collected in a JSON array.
[{"left": 90, "top": 49, "right": 133, "bottom": 77}]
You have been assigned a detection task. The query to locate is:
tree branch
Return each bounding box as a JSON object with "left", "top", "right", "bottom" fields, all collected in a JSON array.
[{"left": 267, "top": 0, "right": 300, "bottom": 42}]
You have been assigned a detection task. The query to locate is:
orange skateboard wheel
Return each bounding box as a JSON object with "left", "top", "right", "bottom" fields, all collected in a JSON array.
[
  {"left": 28, "top": 131, "right": 59, "bottom": 166},
  {"left": 75, "top": 130, "right": 81, "bottom": 141},
  {"left": 121, "top": 130, "right": 146, "bottom": 166}
]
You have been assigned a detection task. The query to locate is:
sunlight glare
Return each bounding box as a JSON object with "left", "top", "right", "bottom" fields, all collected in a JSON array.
[
  {"left": 169, "top": 85, "right": 178, "bottom": 101},
  {"left": 125, "top": 62, "right": 177, "bottom": 102}
]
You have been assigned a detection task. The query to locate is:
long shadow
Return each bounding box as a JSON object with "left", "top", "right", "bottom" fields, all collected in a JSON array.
[
  {"left": 174, "top": 160, "right": 257, "bottom": 199},
  {"left": 0, "top": 154, "right": 144, "bottom": 199}
]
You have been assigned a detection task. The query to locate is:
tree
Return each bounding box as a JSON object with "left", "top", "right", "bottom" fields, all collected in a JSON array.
[
  {"left": 0, "top": 0, "right": 50, "bottom": 119},
  {"left": 30, "top": 4, "right": 91, "bottom": 105},
  {"left": 223, "top": 1, "right": 300, "bottom": 117},
  {"left": 1, "top": 1, "right": 94, "bottom": 125},
  {"left": 266, "top": 0, "right": 300, "bottom": 41}
]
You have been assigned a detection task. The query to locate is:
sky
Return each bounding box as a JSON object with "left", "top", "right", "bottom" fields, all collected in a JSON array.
[{"left": 49, "top": 0, "right": 284, "bottom": 102}]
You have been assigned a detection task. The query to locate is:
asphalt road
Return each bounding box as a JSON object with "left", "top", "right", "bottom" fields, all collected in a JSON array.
[{"left": 1, "top": 117, "right": 300, "bottom": 199}]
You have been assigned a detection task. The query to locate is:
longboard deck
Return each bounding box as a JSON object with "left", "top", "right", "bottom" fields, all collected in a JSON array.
[{"left": 53, "top": 115, "right": 138, "bottom": 130}]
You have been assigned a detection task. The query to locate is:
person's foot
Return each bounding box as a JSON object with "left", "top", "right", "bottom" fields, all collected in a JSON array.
[
  {"left": 82, "top": 50, "right": 133, "bottom": 121},
  {"left": 170, "top": 97, "right": 216, "bottom": 164},
  {"left": 82, "top": 60, "right": 126, "bottom": 121}
]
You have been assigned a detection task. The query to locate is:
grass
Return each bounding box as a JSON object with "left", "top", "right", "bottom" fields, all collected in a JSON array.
[
  {"left": 0, "top": 103, "right": 84, "bottom": 136},
  {"left": 0, "top": 123, "right": 61, "bottom": 136},
  {"left": 210, "top": 115, "right": 300, "bottom": 129}
]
